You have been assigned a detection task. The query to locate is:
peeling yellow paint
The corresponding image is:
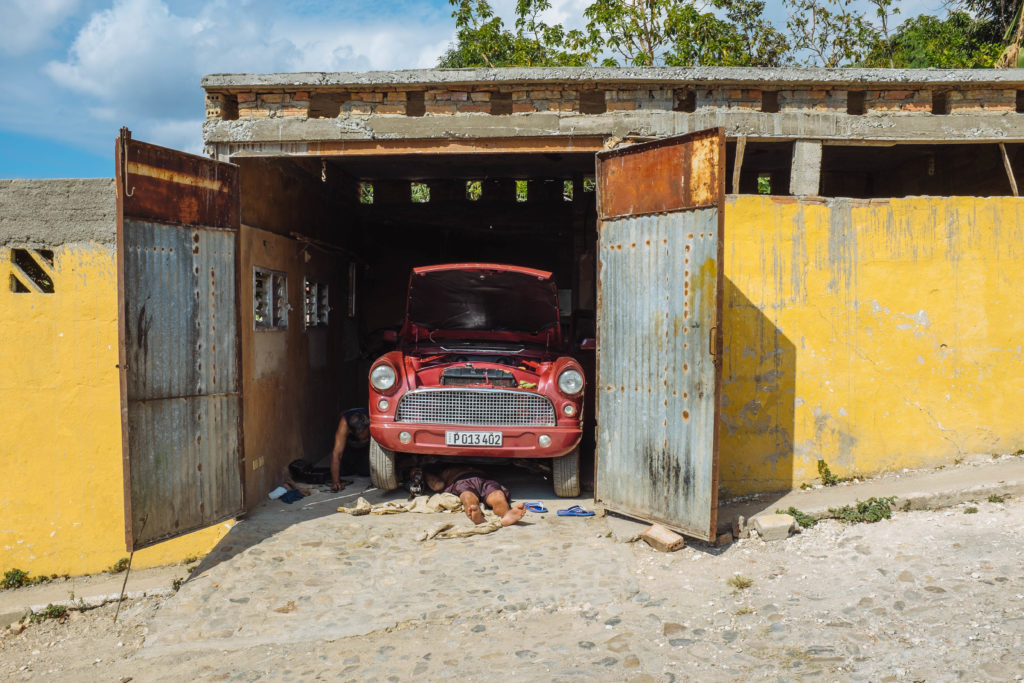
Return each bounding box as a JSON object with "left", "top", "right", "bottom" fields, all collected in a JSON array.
[
  {"left": 0, "top": 246, "right": 229, "bottom": 577},
  {"left": 720, "top": 196, "right": 1024, "bottom": 495}
]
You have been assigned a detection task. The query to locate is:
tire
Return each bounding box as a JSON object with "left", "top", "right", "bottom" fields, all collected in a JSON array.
[
  {"left": 552, "top": 446, "right": 581, "bottom": 497},
  {"left": 369, "top": 438, "right": 398, "bottom": 491}
]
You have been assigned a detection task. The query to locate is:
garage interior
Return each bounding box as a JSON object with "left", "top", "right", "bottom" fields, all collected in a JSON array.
[{"left": 233, "top": 149, "right": 600, "bottom": 502}]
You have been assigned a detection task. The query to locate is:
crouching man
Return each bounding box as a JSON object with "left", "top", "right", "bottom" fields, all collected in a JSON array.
[{"left": 423, "top": 466, "right": 526, "bottom": 526}]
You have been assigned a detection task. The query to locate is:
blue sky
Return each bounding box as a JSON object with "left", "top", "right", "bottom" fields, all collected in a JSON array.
[{"left": 0, "top": 0, "right": 938, "bottom": 179}]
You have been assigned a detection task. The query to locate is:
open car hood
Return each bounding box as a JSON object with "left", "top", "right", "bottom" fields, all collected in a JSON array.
[{"left": 401, "top": 263, "right": 561, "bottom": 347}]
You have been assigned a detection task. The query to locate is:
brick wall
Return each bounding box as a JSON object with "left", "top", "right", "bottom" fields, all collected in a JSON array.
[{"left": 207, "top": 83, "right": 1024, "bottom": 121}]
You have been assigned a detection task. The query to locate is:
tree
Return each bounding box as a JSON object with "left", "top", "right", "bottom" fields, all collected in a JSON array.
[
  {"left": 863, "top": 11, "right": 1003, "bottom": 68},
  {"left": 665, "top": 0, "right": 789, "bottom": 66},
  {"left": 785, "top": 0, "right": 875, "bottom": 67},
  {"left": 438, "top": 0, "right": 593, "bottom": 67}
]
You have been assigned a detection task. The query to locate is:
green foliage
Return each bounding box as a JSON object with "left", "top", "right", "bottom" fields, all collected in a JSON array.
[
  {"left": 987, "top": 494, "right": 1006, "bottom": 503},
  {"left": 777, "top": 506, "right": 817, "bottom": 528},
  {"left": 172, "top": 578, "right": 184, "bottom": 592},
  {"left": 411, "top": 182, "right": 431, "bottom": 203},
  {"left": 827, "top": 496, "right": 897, "bottom": 523},
  {"left": 359, "top": 182, "right": 374, "bottom": 205},
  {"left": 665, "top": 0, "right": 789, "bottom": 67},
  {"left": 863, "top": 11, "right": 1002, "bottom": 67},
  {"left": 466, "top": 180, "right": 483, "bottom": 201},
  {"left": 440, "top": 0, "right": 594, "bottom": 67},
  {"left": 756, "top": 175, "right": 772, "bottom": 195},
  {"left": 2, "top": 568, "right": 31, "bottom": 590},
  {"left": 32, "top": 604, "right": 68, "bottom": 622},
  {"left": 108, "top": 557, "right": 130, "bottom": 574},
  {"left": 817, "top": 459, "right": 839, "bottom": 486},
  {"left": 964, "top": 505, "right": 979, "bottom": 514},
  {"left": 515, "top": 180, "right": 529, "bottom": 202},
  {"left": 785, "top": 0, "right": 875, "bottom": 66},
  {"left": 727, "top": 574, "right": 753, "bottom": 590}
]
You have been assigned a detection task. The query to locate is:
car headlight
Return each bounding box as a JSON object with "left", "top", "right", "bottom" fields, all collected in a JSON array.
[
  {"left": 370, "top": 364, "right": 397, "bottom": 391},
  {"left": 557, "top": 368, "right": 584, "bottom": 395}
]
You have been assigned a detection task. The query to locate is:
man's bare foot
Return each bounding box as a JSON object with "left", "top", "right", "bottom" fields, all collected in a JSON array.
[
  {"left": 500, "top": 502, "right": 527, "bottom": 526},
  {"left": 465, "top": 502, "right": 485, "bottom": 524}
]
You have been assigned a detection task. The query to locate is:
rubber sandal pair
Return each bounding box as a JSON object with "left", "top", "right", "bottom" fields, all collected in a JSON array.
[
  {"left": 525, "top": 502, "right": 548, "bottom": 513},
  {"left": 557, "top": 504, "right": 595, "bottom": 517}
]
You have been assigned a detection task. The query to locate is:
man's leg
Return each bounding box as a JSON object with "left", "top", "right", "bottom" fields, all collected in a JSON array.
[
  {"left": 484, "top": 490, "right": 526, "bottom": 526},
  {"left": 459, "top": 491, "right": 485, "bottom": 524}
]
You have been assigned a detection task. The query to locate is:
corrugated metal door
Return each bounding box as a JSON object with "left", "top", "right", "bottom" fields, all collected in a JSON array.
[
  {"left": 594, "top": 130, "right": 724, "bottom": 541},
  {"left": 115, "top": 128, "right": 244, "bottom": 551}
]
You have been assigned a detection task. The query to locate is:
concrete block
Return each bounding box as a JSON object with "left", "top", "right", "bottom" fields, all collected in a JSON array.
[
  {"left": 754, "top": 514, "right": 795, "bottom": 541},
  {"left": 641, "top": 524, "right": 686, "bottom": 552}
]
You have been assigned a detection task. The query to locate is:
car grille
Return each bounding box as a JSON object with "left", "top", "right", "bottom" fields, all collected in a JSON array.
[{"left": 396, "top": 389, "right": 556, "bottom": 426}]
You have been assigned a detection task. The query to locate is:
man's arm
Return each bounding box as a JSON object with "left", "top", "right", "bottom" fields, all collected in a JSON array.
[{"left": 330, "top": 418, "right": 350, "bottom": 491}]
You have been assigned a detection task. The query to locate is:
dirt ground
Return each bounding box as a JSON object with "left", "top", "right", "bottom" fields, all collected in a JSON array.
[{"left": 2, "top": 477, "right": 1023, "bottom": 682}]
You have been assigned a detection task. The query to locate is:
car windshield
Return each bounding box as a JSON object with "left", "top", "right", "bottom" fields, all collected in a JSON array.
[{"left": 407, "top": 268, "right": 559, "bottom": 335}]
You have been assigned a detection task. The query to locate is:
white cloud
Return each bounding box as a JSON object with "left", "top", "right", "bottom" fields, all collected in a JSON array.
[
  {"left": 0, "top": 0, "right": 80, "bottom": 55},
  {"left": 41, "top": 0, "right": 454, "bottom": 152}
]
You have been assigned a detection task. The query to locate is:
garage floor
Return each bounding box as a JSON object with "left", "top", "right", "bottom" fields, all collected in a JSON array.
[{"left": 97, "top": 477, "right": 1024, "bottom": 680}]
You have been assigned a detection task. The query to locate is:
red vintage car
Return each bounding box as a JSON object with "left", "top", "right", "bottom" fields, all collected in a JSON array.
[{"left": 367, "top": 263, "right": 585, "bottom": 496}]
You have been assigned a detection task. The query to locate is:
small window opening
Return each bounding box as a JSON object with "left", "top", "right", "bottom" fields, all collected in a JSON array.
[
  {"left": 304, "top": 278, "right": 330, "bottom": 329},
  {"left": 221, "top": 95, "right": 238, "bottom": 121},
  {"left": 757, "top": 174, "right": 772, "bottom": 194},
  {"left": 673, "top": 89, "right": 696, "bottom": 113},
  {"left": 761, "top": 91, "right": 779, "bottom": 113},
  {"left": 411, "top": 182, "right": 430, "bottom": 203},
  {"left": 466, "top": 180, "right": 482, "bottom": 201},
  {"left": 515, "top": 180, "right": 528, "bottom": 202},
  {"left": 932, "top": 91, "right": 949, "bottom": 115},
  {"left": 582, "top": 176, "right": 596, "bottom": 193},
  {"left": 563, "top": 180, "right": 574, "bottom": 201},
  {"left": 359, "top": 182, "right": 374, "bottom": 205},
  {"left": 406, "top": 91, "right": 426, "bottom": 117},
  {"left": 254, "top": 267, "right": 288, "bottom": 330},
  {"left": 309, "top": 92, "right": 348, "bottom": 119},
  {"left": 9, "top": 248, "right": 55, "bottom": 293},
  {"left": 579, "top": 90, "right": 607, "bottom": 115},
  {"left": 847, "top": 91, "right": 865, "bottom": 115},
  {"left": 491, "top": 91, "right": 512, "bottom": 116},
  {"left": 1017, "top": 90, "right": 1024, "bottom": 113}
]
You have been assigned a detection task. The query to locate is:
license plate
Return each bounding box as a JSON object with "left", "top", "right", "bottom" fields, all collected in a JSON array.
[{"left": 445, "top": 430, "right": 503, "bottom": 447}]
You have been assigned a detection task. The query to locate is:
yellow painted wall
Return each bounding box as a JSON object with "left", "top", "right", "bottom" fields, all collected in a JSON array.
[
  {"left": 0, "top": 245, "right": 230, "bottom": 577},
  {"left": 720, "top": 196, "right": 1024, "bottom": 495}
]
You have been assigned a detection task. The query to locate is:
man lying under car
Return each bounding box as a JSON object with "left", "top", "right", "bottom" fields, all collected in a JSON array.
[{"left": 422, "top": 464, "right": 526, "bottom": 527}]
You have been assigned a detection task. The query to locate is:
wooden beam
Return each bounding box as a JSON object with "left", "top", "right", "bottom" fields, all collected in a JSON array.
[
  {"left": 1000, "top": 143, "right": 1019, "bottom": 197},
  {"left": 732, "top": 137, "right": 746, "bottom": 195}
]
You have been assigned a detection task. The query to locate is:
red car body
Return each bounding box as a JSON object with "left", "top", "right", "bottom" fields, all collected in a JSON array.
[{"left": 368, "top": 264, "right": 584, "bottom": 462}]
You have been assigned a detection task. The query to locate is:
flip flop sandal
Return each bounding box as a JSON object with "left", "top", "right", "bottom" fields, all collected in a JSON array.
[
  {"left": 525, "top": 502, "right": 548, "bottom": 513},
  {"left": 557, "top": 505, "right": 595, "bottom": 517}
]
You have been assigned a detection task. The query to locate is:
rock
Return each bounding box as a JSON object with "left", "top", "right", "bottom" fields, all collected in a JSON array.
[
  {"left": 717, "top": 531, "right": 734, "bottom": 546},
  {"left": 663, "top": 622, "right": 685, "bottom": 636},
  {"left": 753, "top": 514, "right": 795, "bottom": 541},
  {"left": 9, "top": 622, "right": 25, "bottom": 635},
  {"left": 640, "top": 524, "right": 686, "bottom": 552}
]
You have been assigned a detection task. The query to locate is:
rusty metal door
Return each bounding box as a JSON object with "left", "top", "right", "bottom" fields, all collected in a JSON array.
[
  {"left": 594, "top": 129, "right": 725, "bottom": 541},
  {"left": 115, "top": 128, "right": 244, "bottom": 551}
]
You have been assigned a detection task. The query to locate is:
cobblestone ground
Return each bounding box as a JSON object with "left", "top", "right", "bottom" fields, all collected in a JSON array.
[{"left": 4, "top": 478, "right": 1023, "bottom": 681}]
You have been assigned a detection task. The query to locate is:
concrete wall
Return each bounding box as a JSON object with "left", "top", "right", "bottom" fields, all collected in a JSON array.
[
  {"left": 0, "top": 179, "right": 229, "bottom": 576},
  {"left": 719, "top": 195, "right": 1024, "bottom": 495}
]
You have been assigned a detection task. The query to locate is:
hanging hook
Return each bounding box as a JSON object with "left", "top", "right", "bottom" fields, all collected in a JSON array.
[{"left": 321, "top": 159, "right": 327, "bottom": 183}]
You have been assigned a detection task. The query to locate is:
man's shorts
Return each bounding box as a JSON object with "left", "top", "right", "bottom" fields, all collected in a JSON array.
[{"left": 446, "top": 475, "right": 510, "bottom": 503}]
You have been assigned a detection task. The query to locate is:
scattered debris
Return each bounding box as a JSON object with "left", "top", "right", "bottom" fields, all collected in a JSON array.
[
  {"left": 716, "top": 532, "right": 733, "bottom": 546},
  {"left": 964, "top": 506, "right": 979, "bottom": 514},
  {"left": 640, "top": 524, "right": 686, "bottom": 552}
]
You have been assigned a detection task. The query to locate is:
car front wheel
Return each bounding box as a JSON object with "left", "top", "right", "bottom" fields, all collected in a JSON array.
[
  {"left": 552, "top": 446, "right": 581, "bottom": 497},
  {"left": 369, "top": 438, "right": 398, "bottom": 491}
]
